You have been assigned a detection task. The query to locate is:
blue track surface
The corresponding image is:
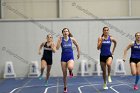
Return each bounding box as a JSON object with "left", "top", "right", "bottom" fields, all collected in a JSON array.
[{"left": 0, "top": 76, "right": 140, "bottom": 93}]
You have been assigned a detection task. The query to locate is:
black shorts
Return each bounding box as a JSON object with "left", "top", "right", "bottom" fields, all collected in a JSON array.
[
  {"left": 130, "top": 58, "right": 140, "bottom": 64},
  {"left": 100, "top": 55, "right": 113, "bottom": 63},
  {"left": 41, "top": 57, "right": 52, "bottom": 65}
]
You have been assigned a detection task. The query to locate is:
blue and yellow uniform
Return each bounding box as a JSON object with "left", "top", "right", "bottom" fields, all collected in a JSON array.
[
  {"left": 61, "top": 37, "right": 74, "bottom": 62},
  {"left": 100, "top": 36, "right": 113, "bottom": 62},
  {"left": 41, "top": 42, "right": 53, "bottom": 65},
  {"left": 130, "top": 41, "right": 140, "bottom": 63}
]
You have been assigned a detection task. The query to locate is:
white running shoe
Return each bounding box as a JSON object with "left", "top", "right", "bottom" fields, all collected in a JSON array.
[{"left": 103, "top": 83, "right": 108, "bottom": 90}]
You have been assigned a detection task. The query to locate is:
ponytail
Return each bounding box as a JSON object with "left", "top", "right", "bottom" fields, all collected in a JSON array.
[
  {"left": 101, "top": 34, "right": 104, "bottom": 37},
  {"left": 69, "top": 32, "right": 73, "bottom": 37}
]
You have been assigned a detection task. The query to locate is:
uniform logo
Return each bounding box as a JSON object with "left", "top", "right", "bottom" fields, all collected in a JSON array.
[{"left": 102, "top": 41, "right": 111, "bottom": 44}]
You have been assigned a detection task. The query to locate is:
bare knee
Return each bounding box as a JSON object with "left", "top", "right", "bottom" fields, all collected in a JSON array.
[
  {"left": 67, "top": 61, "right": 74, "bottom": 71},
  {"left": 68, "top": 63, "right": 74, "bottom": 71},
  {"left": 107, "top": 61, "right": 112, "bottom": 66},
  {"left": 68, "top": 66, "right": 73, "bottom": 71},
  {"left": 106, "top": 57, "right": 112, "bottom": 65},
  {"left": 107, "top": 64, "right": 111, "bottom": 67}
]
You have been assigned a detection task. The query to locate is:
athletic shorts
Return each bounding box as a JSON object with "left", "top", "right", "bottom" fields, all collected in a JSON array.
[
  {"left": 130, "top": 58, "right": 140, "bottom": 64},
  {"left": 100, "top": 55, "right": 113, "bottom": 63},
  {"left": 41, "top": 57, "right": 52, "bottom": 65},
  {"left": 61, "top": 53, "right": 74, "bottom": 62}
]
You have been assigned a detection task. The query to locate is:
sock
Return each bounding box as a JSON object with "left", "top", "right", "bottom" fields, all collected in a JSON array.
[
  {"left": 64, "top": 87, "right": 67, "bottom": 91},
  {"left": 135, "top": 75, "right": 139, "bottom": 85},
  {"left": 69, "top": 70, "right": 72, "bottom": 75}
]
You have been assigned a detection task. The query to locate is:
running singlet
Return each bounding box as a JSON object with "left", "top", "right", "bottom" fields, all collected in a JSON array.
[
  {"left": 100, "top": 36, "right": 112, "bottom": 56},
  {"left": 61, "top": 37, "right": 74, "bottom": 62},
  {"left": 131, "top": 41, "right": 140, "bottom": 59},
  {"left": 61, "top": 37, "right": 73, "bottom": 54},
  {"left": 42, "top": 42, "right": 52, "bottom": 59}
]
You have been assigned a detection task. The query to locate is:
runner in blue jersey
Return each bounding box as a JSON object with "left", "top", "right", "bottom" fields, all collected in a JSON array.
[
  {"left": 123, "top": 32, "right": 140, "bottom": 90},
  {"left": 97, "top": 27, "right": 117, "bottom": 89},
  {"left": 56, "top": 28, "right": 80, "bottom": 93},
  {"left": 38, "top": 34, "right": 56, "bottom": 86}
]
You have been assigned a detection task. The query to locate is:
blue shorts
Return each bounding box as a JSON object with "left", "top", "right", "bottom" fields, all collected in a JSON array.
[{"left": 61, "top": 52, "right": 74, "bottom": 62}]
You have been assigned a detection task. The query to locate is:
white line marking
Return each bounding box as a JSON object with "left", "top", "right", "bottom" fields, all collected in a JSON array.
[
  {"left": 83, "top": 77, "right": 101, "bottom": 93},
  {"left": 110, "top": 83, "right": 133, "bottom": 93},
  {"left": 9, "top": 77, "right": 135, "bottom": 93},
  {"left": 9, "top": 84, "right": 54, "bottom": 93},
  {"left": 15, "top": 79, "right": 33, "bottom": 93},
  {"left": 56, "top": 78, "right": 59, "bottom": 93},
  {"left": 9, "top": 88, "right": 19, "bottom": 93},
  {"left": 10, "top": 79, "right": 33, "bottom": 93},
  {"left": 78, "top": 82, "right": 121, "bottom": 93},
  {"left": 78, "top": 84, "right": 101, "bottom": 93},
  {"left": 110, "top": 84, "right": 126, "bottom": 93},
  {"left": 10, "top": 83, "right": 81, "bottom": 93},
  {"left": 44, "top": 86, "right": 61, "bottom": 93}
]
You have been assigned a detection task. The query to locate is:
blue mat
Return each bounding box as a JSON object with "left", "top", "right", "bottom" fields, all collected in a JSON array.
[{"left": 0, "top": 76, "right": 139, "bottom": 93}]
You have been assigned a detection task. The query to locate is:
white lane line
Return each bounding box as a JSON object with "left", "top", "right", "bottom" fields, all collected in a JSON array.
[
  {"left": 9, "top": 84, "right": 54, "bottom": 93},
  {"left": 78, "top": 84, "right": 101, "bottom": 93},
  {"left": 44, "top": 86, "right": 61, "bottom": 93},
  {"left": 43, "top": 83, "right": 80, "bottom": 93},
  {"left": 110, "top": 83, "right": 133, "bottom": 93},
  {"left": 110, "top": 84, "right": 127, "bottom": 93},
  {"left": 10, "top": 82, "right": 87, "bottom": 93},
  {"left": 56, "top": 77, "right": 59, "bottom": 93},
  {"left": 84, "top": 77, "right": 101, "bottom": 93},
  {"left": 10, "top": 88, "right": 19, "bottom": 93},
  {"left": 10, "top": 78, "right": 134, "bottom": 93},
  {"left": 10, "top": 82, "right": 81, "bottom": 93},
  {"left": 43, "top": 82, "right": 96, "bottom": 93},
  {"left": 78, "top": 82, "right": 121, "bottom": 93},
  {"left": 10, "top": 85, "right": 40, "bottom": 93},
  {"left": 10, "top": 79, "right": 33, "bottom": 93},
  {"left": 109, "top": 77, "right": 134, "bottom": 93}
]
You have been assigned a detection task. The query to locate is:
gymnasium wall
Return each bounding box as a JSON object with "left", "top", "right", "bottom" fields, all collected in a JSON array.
[
  {"left": 0, "top": 18, "right": 140, "bottom": 78},
  {"left": 1, "top": 0, "right": 140, "bottom": 19}
]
